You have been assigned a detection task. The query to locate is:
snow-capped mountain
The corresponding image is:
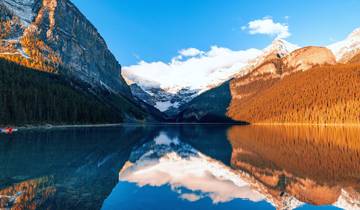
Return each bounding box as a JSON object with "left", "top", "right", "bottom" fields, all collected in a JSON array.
[
  {"left": 264, "top": 39, "right": 300, "bottom": 56},
  {"left": 124, "top": 28, "right": 360, "bottom": 117},
  {"left": 231, "top": 38, "right": 300, "bottom": 79},
  {"left": 176, "top": 45, "right": 334, "bottom": 123},
  {"left": 254, "top": 39, "right": 299, "bottom": 66},
  {"left": 328, "top": 28, "right": 360, "bottom": 63},
  {"left": 129, "top": 84, "right": 198, "bottom": 114},
  {"left": 123, "top": 39, "right": 299, "bottom": 115},
  {"left": 334, "top": 189, "right": 360, "bottom": 210}
]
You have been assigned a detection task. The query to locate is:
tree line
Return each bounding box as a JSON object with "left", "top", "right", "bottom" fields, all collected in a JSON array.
[
  {"left": 0, "top": 58, "right": 124, "bottom": 126},
  {"left": 228, "top": 64, "right": 360, "bottom": 124}
]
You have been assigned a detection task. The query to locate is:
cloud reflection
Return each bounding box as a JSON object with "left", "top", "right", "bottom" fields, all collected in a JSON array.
[{"left": 119, "top": 132, "right": 265, "bottom": 204}]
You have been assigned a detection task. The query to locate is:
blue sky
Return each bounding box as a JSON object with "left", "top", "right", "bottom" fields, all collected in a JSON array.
[{"left": 71, "top": 0, "right": 360, "bottom": 66}]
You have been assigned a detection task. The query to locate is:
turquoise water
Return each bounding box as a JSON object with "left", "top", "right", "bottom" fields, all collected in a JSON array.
[{"left": 0, "top": 125, "right": 358, "bottom": 210}]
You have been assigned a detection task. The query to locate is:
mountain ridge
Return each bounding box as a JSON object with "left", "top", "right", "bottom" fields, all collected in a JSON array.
[
  {"left": 125, "top": 38, "right": 300, "bottom": 115},
  {"left": 126, "top": 28, "right": 360, "bottom": 121},
  {"left": 177, "top": 44, "right": 345, "bottom": 123}
]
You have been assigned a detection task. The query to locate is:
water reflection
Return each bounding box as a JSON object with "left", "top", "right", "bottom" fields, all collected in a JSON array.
[
  {"left": 228, "top": 125, "right": 360, "bottom": 209},
  {"left": 0, "top": 125, "right": 359, "bottom": 210},
  {"left": 104, "top": 125, "right": 360, "bottom": 210},
  {"left": 0, "top": 126, "right": 153, "bottom": 210},
  {"left": 102, "top": 125, "right": 274, "bottom": 210},
  {"left": 119, "top": 131, "right": 265, "bottom": 203},
  {"left": 0, "top": 176, "right": 55, "bottom": 209}
]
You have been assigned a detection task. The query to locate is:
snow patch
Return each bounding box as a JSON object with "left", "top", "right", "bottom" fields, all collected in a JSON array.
[
  {"left": 334, "top": 189, "right": 360, "bottom": 210},
  {"left": 328, "top": 27, "right": 360, "bottom": 62},
  {"left": 154, "top": 132, "right": 179, "bottom": 146},
  {"left": 17, "top": 47, "right": 30, "bottom": 59},
  {"left": 155, "top": 101, "right": 174, "bottom": 112}
]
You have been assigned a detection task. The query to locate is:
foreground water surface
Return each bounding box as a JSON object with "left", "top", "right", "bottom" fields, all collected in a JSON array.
[{"left": 0, "top": 125, "right": 359, "bottom": 210}]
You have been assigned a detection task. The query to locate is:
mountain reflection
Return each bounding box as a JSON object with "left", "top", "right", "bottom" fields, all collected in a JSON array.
[
  {"left": 228, "top": 125, "right": 360, "bottom": 210},
  {"left": 0, "top": 176, "right": 55, "bottom": 209},
  {"left": 0, "top": 126, "right": 153, "bottom": 210},
  {"left": 108, "top": 125, "right": 360, "bottom": 210},
  {"left": 1, "top": 125, "right": 359, "bottom": 210},
  {"left": 118, "top": 130, "right": 266, "bottom": 203}
]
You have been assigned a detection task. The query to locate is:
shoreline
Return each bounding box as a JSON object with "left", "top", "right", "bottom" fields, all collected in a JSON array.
[
  {"left": 11, "top": 123, "right": 130, "bottom": 131},
  {"left": 2, "top": 122, "right": 360, "bottom": 131},
  {"left": 12, "top": 122, "right": 245, "bottom": 130},
  {"left": 252, "top": 122, "right": 360, "bottom": 127}
]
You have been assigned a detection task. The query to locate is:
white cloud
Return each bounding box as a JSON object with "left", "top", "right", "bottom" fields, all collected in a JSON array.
[
  {"left": 180, "top": 193, "right": 203, "bottom": 202},
  {"left": 243, "top": 17, "right": 290, "bottom": 39},
  {"left": 122, "top": 46, "right": 262, "bottom": 93},
  {"left": 179, "top": 48, "right": 204, "bottom": 57}
]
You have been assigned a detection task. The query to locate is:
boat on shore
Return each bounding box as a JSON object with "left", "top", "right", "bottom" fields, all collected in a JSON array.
[{"left": 1, "top": 127, "right": 18, "bottom": 134}]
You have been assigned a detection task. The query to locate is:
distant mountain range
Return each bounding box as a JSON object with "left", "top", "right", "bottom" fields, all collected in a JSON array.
[
  {"left": 123, "top": 40, "right": 299, "bottom": 115},
  {"left": 1, "top": 0, "right": 360, "bottom": 125},
  {"left": 125, "top": 28, "right": 360, "bottom": 124}
]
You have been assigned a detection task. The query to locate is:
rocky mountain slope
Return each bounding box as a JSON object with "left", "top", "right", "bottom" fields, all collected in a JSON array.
[
  {"left": 175, "top": 40, "right": 304, "bottom": 122},
  {"left": 0, "top": 0, "right": 165, "bottom": 123},
  {"left": 177, "top": 45, "right": 339, "bottom": 123},
  {"left": 0, "top": 0, "right": 130, "bottom": 95}
]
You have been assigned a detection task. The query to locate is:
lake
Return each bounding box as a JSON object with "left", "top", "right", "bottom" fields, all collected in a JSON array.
[{"left": 0, "top": 125, "right": 359, "bottom": 210}]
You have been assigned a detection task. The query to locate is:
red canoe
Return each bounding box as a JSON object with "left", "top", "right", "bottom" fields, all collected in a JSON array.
[{"left": 1, "top": 127, "right": 18, "bottom": 134}]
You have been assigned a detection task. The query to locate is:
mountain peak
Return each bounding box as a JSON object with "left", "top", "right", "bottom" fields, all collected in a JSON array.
[
  {"left": 328, "top": 26, "right": 360, "bottom": 62},
  {"left": 264, "top": 39, "right": 299, "bottom": 58},
  {"left": 348, "top": 27, "right": 360, "bottom": 38}
]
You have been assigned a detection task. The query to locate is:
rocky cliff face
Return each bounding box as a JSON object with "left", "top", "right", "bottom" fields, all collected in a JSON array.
[
  {"left": 0, "top": 0, "right": 131, "bottom": 96},
  {"left": 283, "top": 46, "right": 336, "bottom": 73},
  {"left": 229, "top": 46, "right": 336, "bottom": 105}
]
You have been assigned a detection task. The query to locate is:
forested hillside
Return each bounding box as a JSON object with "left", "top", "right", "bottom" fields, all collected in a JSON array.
[
  {"left": 0, "top": 59, "right": 147, "bottom": 126},
  {"left": 227, "top": 64, "right": 360, "bottom": 124}
]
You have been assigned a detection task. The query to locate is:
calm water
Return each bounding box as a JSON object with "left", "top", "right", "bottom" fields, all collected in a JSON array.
[{"left": 0, "top": 125, "right": 359, "bottom": 210}]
